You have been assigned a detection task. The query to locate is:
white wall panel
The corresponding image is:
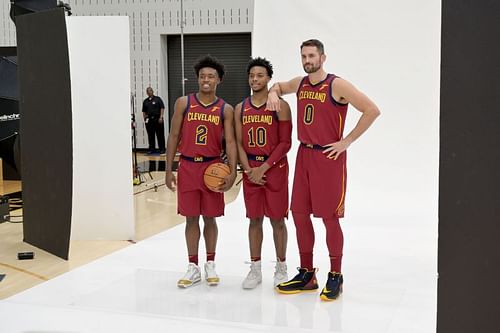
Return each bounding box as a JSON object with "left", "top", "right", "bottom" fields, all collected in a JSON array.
[
  {"left": 67, "top": 16, "right": 135, "bottom": 240},
  {"left": 253, "top": 0, "right": 441, "bottom": 221},
  {"left": 0, "top": 0, "right": 16, "bottom": 46}
]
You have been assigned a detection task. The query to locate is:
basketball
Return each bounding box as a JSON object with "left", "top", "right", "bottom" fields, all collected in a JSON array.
[{"left": 204, "top": 162, "right": 230, "bottom": 192}]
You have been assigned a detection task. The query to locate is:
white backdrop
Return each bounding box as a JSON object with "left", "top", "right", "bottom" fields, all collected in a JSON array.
[
  {"left": 67, "top": 16, "right": 135, "bottom": 241},
  {"left": 253, "top": 0, "right": 440, "bottom": 222}
]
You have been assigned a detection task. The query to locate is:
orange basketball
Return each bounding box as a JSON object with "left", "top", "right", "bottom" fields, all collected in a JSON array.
[{"left": 203, "top": 163, "right": 230, "bottom": 192}]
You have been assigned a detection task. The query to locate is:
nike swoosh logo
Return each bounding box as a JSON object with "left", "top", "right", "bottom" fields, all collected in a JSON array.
[
  {"left": 244, "top": 108, "right": 251, "bottom": 112},
  {"left": 190, "top": 104, "right": 199, "bottom": 108},
  {"left": 322, "top": 287, "right": 331, "bottom": 293},
  {"left": 279, "top": 163, "right": 286, "bottom": 168}
]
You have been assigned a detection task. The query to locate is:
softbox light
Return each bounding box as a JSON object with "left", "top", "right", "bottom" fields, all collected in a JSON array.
[
  {"left": 9, "top": 0, "right": 57, "bottom": 23},
  {"left": 0, "top": 55, "right": 21, "bottom": 173}
]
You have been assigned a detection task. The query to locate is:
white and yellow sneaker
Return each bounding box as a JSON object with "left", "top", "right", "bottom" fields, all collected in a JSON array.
[
  {"left": 204, "top": 261, "right": 220, "bottom": 286},
  {"left": 177, "top": 263, "right": 201, "bottom": 288}
]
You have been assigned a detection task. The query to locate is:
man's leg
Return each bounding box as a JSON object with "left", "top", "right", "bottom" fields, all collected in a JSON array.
[
  {"left": 156, "top": 118, "right": 166, "bottom": 153},
  {"left": 249, "top": 217, "right": 264, "bottom": 261},
  {"left": 270, "top": 218, "right": 288, "bottom": 286},
  {"left": 270, "top": 218, "right": 287, "bottom": 262},
  {"left": 276, "top": 212, "right": 318, "bottom": 293},
  {"left": 185, "top": 216, "right": 201, "bottom": 261},
  {"left": 293, "top": 212, "right": 314, "bottom": 270},
  {"left": 322, "top": 217, "right": 343, "bottom": 273},
  {"left": 202, "top": 216, "right": 220, "bottom": 286},
  {"left": 242, "top": 217, "right": 264, "bottom": 289},
  {"left": 319, "top": 216, "right": 344, "bottom": 301},
  {"left": 145, "top": 120, "right": 156, "bottom": 152},
  {"left": 177, "top": 216, "right": 202, "bottom": 288}
]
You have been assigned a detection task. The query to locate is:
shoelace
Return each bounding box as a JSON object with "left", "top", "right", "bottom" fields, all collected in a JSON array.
[
  {"left": 243, "top": 261, "right": 261, "bottom": 278},
  {"left": 183, "top": 266, "right": 199, "bottom": 278},
  {"left": 275, "top": 263, "right": 287, "bottom": 274}
]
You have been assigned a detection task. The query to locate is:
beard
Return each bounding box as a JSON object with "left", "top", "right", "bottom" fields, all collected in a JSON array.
[{"left": 303, "top": 62, "right": 321, "bottom": 74}]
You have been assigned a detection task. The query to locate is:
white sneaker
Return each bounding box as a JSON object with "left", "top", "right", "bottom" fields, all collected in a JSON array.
[
  {"left": 204, "top": 261, "right": 220, "bottom": 286},
  {"left": 273, "top": 261, "right": 288, "bottom": 286},
  {"left": 177, "top": 263, "right": 201, "bottom": 288},
  {"left": 242, "top": 261, "right": 262, "bottom": 289}
]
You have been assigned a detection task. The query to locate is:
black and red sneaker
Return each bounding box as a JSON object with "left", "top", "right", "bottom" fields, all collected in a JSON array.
[
  {"left": 319, "top": 272, "right": 343, "bottom": 301},
  {"left": 275, "top": 267, "right": 319, "bottom": 294}
]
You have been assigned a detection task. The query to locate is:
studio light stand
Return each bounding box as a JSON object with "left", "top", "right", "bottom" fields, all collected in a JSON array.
[{"left": 131, "top": 93, "right": 152, "bottom": 185}]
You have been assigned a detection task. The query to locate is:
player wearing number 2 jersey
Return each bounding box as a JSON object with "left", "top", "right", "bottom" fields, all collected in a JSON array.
[
  {"left": 267, "top": 39, "right": 380, "bottom": 301},
  {"left": 165, "top": 55, "right": 237, "bottom": 289},
  {"left": 235, "top": 58, "right": 292, "bottom": 289}
]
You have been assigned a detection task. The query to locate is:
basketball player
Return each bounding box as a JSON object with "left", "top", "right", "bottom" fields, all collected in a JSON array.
[
  {"left": 267, "top": 39, "right": 380, "bottom": 301},
  {"left": 165, "top": 55, "right": 237, "bottom": 288},
  {"left": 234, "top": 57, "right": 292, "bottom": 289}
]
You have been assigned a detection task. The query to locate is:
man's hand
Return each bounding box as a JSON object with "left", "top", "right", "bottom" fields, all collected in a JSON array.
[
  {"left": 159, "top": 116, "right": 164, "bottom": 124},
  {"left": 217, "top": 172, "right": 237, "bottom": 192},
  {"left": 165, "top": 170, "right": 177, "bottom": 191},
  {"left": 246, "top": 166, "right": 266, "bottom": 185},
  {"left": 266, "top": 90, "right": 281, "bottom": 112},
  {"left": 322, "top": 139, "right": 352, "bottom": 160}
]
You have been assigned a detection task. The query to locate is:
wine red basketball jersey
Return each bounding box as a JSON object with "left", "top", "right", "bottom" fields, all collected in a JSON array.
[
  {"left": 178, "top": 93, "right": 226, "bottom": 157},
  {"left": 241, "top": 97, "right": 279, "bottom": 156},
  {"left": 296, "top": 74, "right": 348, "bottom": 145}
]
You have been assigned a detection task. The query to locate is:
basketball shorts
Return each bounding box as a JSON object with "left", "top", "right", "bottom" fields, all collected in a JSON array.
[
  {"left": 243, "top": 157, "right": 289, "bottom": 220},
  {"left": 290, "top": 145, "right": 347, "bottom": 218},
  {"left": 177, "top": 158, "right": 224, "bottom": 217}
]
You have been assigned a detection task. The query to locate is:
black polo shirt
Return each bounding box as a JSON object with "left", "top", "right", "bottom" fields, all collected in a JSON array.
[{"left": 142, "top": 95, "right": 165, "bottom": 118}]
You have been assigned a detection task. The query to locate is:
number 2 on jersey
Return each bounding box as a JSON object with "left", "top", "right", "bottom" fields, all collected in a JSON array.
[
  {"left": 195, "top": 125, "right": 208, "bottom": 145},
  {"left": 304, "top": 104, "right": 314, "bottom": 125}
]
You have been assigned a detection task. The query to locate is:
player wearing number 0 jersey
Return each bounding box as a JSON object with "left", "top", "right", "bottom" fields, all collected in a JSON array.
[
  {"left": 235, "top": 57, "right": 292, "bottom": 289},
  {"left": 295, "top": 73, "right": 348, "bottom": 218},
  {"left": 165, "top": 55, "right": 237, "bottom": 289},
  {"left": 266, "top": 39, "right": 380, "bottom": 301}
]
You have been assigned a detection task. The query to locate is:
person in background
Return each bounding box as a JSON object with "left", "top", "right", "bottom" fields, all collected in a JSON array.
[{"left": 142, "top": 87, "right": 166, "bottom": 155}]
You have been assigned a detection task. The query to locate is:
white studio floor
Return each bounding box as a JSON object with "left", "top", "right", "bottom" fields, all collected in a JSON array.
[{"left": 0, "top": 191, "right": 437, "bottom": 333}]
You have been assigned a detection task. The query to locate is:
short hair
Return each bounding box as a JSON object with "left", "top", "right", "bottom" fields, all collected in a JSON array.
[
  {"left": 247, "top": 57, "right": 273, "bottom": 78},
  {"left": 193, "top": 55, "right": 225, "bottom": 79},
  {"left": 300, "top": 39, "right": 325, "bottom": 55}
]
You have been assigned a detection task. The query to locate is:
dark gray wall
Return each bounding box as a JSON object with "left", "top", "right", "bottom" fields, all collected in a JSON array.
[
  {"left": 438, "top": 1, "right": 500, "bottom": 332},
  {"left": 16, "top": 8, "right": 72, "bottom": 260},
  {"left": 167, "top": 33, "right": 251, "bottom": 122}
]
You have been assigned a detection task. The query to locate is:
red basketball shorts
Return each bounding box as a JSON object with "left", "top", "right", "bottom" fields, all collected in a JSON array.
[
  {"left": 177, "top": 158, "right": 224, "bottom": 217},
  {"left": 290, "top": 145, "right": 347, "bottom": 218},
  {"left": 243, "top": 157, "right": 289, "bottom": 220}
]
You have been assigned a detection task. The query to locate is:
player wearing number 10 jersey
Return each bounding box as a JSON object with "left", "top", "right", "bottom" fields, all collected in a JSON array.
[
  {"left": 165, "top": 55, "right": 237, "bottom": 289},
  {"left": 234, "top": 57, "right": 292, "bottom": 289}
]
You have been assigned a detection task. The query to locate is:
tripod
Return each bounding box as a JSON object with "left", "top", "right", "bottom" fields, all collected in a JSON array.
[{"left": 131, "top": 93, "right": 152, "bottom": 185}]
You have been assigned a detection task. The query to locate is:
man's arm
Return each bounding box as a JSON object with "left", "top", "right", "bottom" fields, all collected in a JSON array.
[
  {"left": 142, "top": 99, "right": 148, "bottom": 120},
  {"left": 265, "top": 99, "right": 292, "bottom": 166},
  {"left": 159, "top": 97, "right": 166, "bottom": 123},
  {"left": 323, "top": 78, "right": 381, "bottom": 159},
  {"left": 266, "top": 76, "right": 303, "bottom": 112},
  {"left": 219, "top": 104, "right": 237, "bottom": 192},
  {"left": 159, "top": 108, "right": 165, "bottom": 123},
  {"left": 164, "top": 96, "right": 187, "bottom": 191},
  {"left": 234, "top": 103, "right": 251, "bottom": 172}
]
